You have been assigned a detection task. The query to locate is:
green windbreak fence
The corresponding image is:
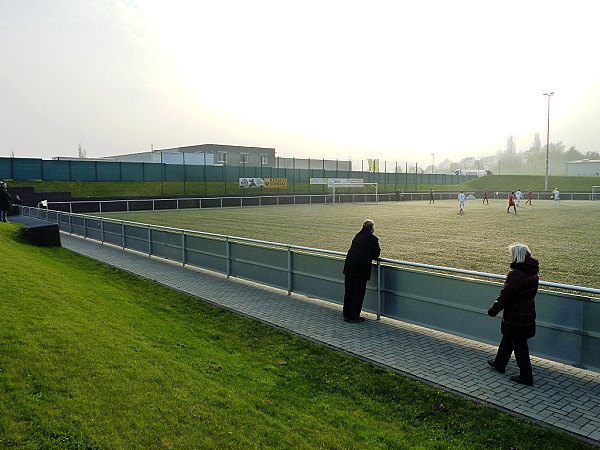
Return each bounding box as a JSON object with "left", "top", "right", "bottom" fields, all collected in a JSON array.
[{"left": 0, "top": 157, "right": 470, "bottom": 189}]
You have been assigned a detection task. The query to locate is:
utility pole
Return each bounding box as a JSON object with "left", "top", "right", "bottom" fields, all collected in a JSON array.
[{"left": 543, "top": 92, "right": 554, "bottom": 191}]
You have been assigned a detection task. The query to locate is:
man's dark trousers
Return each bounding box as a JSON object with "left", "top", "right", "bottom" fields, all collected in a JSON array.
[{"left": 343, "top": 275, "right": 367, "bottom": 320}]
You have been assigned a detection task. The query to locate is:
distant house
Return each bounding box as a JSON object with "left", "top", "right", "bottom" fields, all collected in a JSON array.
[{"left": 566, "top": 159, "right": 600, "bottom": 177}]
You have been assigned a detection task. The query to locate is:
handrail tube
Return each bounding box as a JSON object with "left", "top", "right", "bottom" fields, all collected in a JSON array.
[{"left": 18, "top": 206, "right": 600, "bottom": 295}]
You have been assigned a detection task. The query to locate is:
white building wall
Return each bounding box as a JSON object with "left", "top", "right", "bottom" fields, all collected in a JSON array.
[{"left": 566, "top": 160, "right": 600, "bottom": 176}]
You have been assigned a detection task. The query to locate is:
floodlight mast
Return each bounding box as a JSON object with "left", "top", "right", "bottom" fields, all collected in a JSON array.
[{"left": 543, "top": 92, "right": 554, "bottom": 192}]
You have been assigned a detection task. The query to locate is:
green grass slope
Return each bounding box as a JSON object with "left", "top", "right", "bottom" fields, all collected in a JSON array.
[
  {"left": 0, "top": 225, "right": 592, "bottom": 449},
  {"left": 446, "top": 175, "right": 600, "bottom": 193}
]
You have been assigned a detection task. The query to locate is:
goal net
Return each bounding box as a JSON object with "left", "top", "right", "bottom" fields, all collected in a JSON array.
[
  {"left": 309, "top": 178, "right": 379, "bottom": 204},
  {"left": 593, "top": 186, "right": 600, "bottom": 201},
  {"left": 330, "top": 183, "right": 379, "bottom": 204}
]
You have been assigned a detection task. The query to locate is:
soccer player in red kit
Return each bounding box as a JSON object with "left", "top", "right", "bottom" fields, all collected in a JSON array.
[{"left": 507, "top": 192, "right": 517, "bottom": 214}]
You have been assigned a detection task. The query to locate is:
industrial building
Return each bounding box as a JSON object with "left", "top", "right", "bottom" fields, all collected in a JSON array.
[
  {"left": 566, "top": 159, "right": 600, "bottom": 176},
  {"left": 101, "top": 143, "right": 351, "bottom": 171}
]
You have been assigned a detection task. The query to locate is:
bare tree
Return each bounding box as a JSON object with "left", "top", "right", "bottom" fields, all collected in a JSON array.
[
  {"left": 78, "top": 143, "right": 87, "bottom": 159},
  {"left": 506, "top": 135, "right": 516, "bottom": 155},
  {"left": 532, "top": 132, "right": 542, "bottom": 152}
]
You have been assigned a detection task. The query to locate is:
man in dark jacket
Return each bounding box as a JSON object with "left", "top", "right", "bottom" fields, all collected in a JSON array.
[
  {"left": 0, "top": 182, "right": 12, "bottom": 222},
  {"left": 343, "top": 219, "right": 381, "bottom": 323},
  {"left": 487, "top": 243, "right": 539, "bottom": 386}
]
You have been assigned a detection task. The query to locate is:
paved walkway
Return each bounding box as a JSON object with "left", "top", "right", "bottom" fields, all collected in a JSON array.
[{"left": 39, "top": 227, "right": 600, "bottom": 445}]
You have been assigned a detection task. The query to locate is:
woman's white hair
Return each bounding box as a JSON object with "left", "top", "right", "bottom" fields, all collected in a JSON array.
[{"left": 508, "top": 243, "right": 531, "bottom": 263}]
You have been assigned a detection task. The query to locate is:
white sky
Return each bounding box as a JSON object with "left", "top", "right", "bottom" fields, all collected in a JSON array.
[{"left": 1, "top": 0, "right": 599, "bottom": 167}]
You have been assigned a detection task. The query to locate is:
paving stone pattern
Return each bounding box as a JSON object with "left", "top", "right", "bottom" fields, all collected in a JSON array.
[{"left": 58, "top": 232, "right": 600, "bottom": 445}]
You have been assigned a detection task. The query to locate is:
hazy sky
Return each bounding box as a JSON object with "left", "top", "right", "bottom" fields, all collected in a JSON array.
[{"left": 2, "top": 0, "right": 599, "bottom": 167}]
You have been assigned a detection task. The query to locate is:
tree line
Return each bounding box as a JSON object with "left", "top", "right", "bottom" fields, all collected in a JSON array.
[{"left": 433, "top": 133, "right": 599, "bottom": 175}]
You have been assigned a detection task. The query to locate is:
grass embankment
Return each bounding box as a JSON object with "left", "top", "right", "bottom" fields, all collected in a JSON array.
[
  {"left": 0, "top": 225, "right": 592, "bottom": 449},
  {"left": 9, "top": 175, "right": 600, "bottom": 198},
  {"left": 443, "top": 175, "right": 599, "bottom": 193}
]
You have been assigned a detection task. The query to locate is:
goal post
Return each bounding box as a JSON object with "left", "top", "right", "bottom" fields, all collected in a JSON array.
[
  {"left": 331, "top": 183, "right": 378, "bottom": 204},
  {"left": 309, "top": 177, "right": 378, "bottom": 204},
  {"left": 593, "top": 186, "right": 600, "bottom": 201}
]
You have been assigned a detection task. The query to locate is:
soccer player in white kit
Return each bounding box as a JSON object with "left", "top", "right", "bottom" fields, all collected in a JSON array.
[
  {"left": 458, "top": 190, "right": 466, "bottom": 214},
  {"left": 515, "top": 189, "right": 522, "bottom": 206}
]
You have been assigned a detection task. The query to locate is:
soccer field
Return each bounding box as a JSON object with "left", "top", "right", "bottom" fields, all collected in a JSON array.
[{"left": 98, "top": 199, "right": 599, "bottom": 289}]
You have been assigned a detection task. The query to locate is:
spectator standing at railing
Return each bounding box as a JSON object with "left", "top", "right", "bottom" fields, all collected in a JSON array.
[
  {"left": 343, "top": 219, "right": 381, "bottom": 323},
  {"left": 0, "top": 182, "right": 12, "bottom": 222},
  {"left": 487, "top": 243, "right": 539, "bottom": 386}
]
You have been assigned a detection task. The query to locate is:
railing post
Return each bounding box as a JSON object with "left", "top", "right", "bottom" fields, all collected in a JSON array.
[
  {"left": 377, "top": 259, "right": 381, "bottom": 320},
  {"left": 181, "top": 231, "right": 186, "bottom": 266},
  {"left": 226, "top": 238, "right": 231, "bottom": 278},
  {"left": 287, "top": 245, "right": 292, "bottom": 295}
]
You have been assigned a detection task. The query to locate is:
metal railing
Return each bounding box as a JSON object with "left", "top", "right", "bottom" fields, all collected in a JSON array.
[
  {"left": 45, "top": 191, "right": 598, "bottom": 214},
  {"left": 20, "top": 205, "right": 600, "bottom": 372}
]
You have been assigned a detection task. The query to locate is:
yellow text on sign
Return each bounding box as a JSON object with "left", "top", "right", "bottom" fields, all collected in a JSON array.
[{"left": 265, "top": 178, "right": 288, "bottom": 188}]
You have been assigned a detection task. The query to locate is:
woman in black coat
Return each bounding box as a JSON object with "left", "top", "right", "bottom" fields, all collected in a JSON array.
[
  {"left": 342, "top": 219, "right": 381, "bottom": 323},
  {"left": 0, "top": 182, "right": 12, "bottom": 222},
  {"left": 487, "top": 243, "right": 539, "bottom": 386}
]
